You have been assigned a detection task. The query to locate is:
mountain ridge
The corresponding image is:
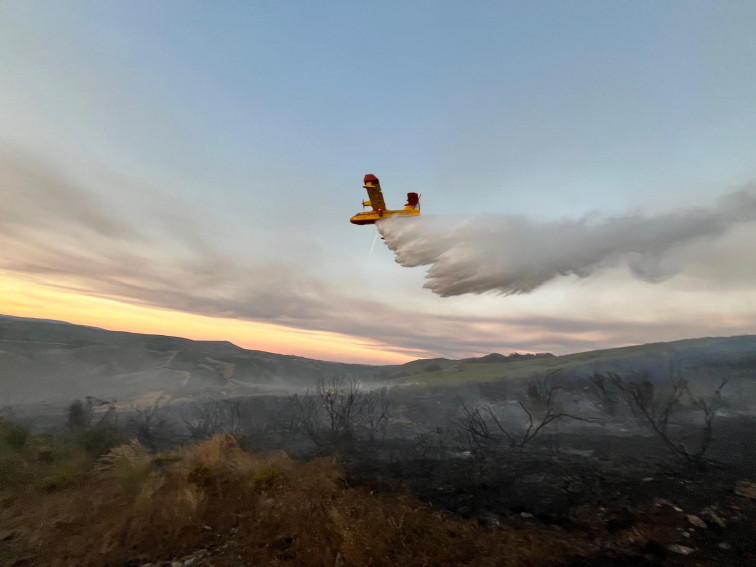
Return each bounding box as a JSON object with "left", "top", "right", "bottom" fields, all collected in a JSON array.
[{"left": 1, "top": 313, "right": 755, "bottom": 405}]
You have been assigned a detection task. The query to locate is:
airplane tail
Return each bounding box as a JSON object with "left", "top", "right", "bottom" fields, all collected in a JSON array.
[{"left": 404, "top": 192, "right": 420, "bottom": 211}]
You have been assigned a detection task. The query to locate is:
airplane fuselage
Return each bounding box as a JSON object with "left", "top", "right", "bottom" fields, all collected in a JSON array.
[{"left": 349, "top": 208, "right": 420, "bottom": 225}]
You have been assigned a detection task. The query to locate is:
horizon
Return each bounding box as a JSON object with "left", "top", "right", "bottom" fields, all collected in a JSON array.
[{"left": 2, "top": 311, "right": 751, "bottom": 367}]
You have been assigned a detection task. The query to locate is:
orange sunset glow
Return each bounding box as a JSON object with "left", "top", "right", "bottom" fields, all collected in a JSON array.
[{"left": 0, "top": 273, "right": 415, "bottom": 365}]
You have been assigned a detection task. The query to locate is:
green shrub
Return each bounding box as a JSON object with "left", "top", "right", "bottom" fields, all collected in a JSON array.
[
  {"left": 251, "top": 467, "right": 285, "bottom": 490},
  {"left": 2, "top": 422, "right": 29, "bottom": 450},
  {"left": 35, "top": 453, "right": 90, "bottom": 491},
  {"left": 0, "top": 457, "right": 21, "bottom": 488},
  {"left": 67, "top": 399, "right": 93, "bottom": 430},
  {"left": 74, "top": 426, "right": 124, "bottom": 457}
]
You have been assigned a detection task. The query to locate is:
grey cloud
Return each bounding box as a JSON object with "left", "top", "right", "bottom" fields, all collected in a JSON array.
[
  {"left": 0, "top": 148, "right": 453, "bottom": 355},
  {"left": 0, "top": 147, "right": 138, "bottom": 240},
  {"left": 2, "top": 147, "right": 755, "bottom": 361}
]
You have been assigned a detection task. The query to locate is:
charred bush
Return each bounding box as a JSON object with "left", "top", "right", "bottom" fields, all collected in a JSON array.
[
  {"left": 291, "top": 377, "right": 391, "bottom": 450},
  {"left": 455, "top": 370, "right": 602, "bottom": 453},
  {"left": 601, "top": 372, "right": 729, "bottom": 467}
]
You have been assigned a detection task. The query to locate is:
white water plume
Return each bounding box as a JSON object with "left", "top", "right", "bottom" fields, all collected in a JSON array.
[{"left": 378, "top": 186, "right": 756, "bottom": 297}]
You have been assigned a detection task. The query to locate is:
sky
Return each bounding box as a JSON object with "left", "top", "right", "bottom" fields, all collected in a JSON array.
[{"left": 1, "top": 1, "right": 756, "bottom": 364}]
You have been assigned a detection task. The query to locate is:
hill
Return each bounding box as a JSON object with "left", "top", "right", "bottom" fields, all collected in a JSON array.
[
  {"left": 0, "top": 314, "right": 388, "bottom": 405},
  {"left": 2, "top": 314, "right": 755, "bottom": 407},
  {"left": 384, "top": 335, "right": 756, "bottom": 395},
  {"left": 1, "top": 316, "right": 755, "bottom": 565}
]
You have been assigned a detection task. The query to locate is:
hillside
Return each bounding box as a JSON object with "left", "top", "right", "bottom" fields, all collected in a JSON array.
[
  {"left": 0, "top": 315, "right": 387, "bottom": 405},
  {"left": 2, "top": 314, "right": 755, "bottom": 407},
  {"left": 2, "top": 316, "right": 755, "bottom": 565},
  {"left": 385, "top": 335, "right": 756, "bottom": 394}
]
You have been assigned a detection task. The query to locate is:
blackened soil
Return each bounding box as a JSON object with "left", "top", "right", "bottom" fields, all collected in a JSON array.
[{"left": 344, "top": 432, "right": 756, "bottom": 566}]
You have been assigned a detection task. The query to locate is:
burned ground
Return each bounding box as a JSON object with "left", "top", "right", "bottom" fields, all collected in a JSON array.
[
  {"left": 2, "top": 320, "right": 755, "bottom": 566},
  {"left": 4, "top": 391, "right": 753, "bottom": 566},
  {"left": 343, "top": 421, "right": 756, "bottom": 566}
]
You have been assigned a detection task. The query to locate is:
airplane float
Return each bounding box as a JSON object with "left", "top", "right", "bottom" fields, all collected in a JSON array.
[{"left": 350, "top": 174, "right": 420, "bottom": 225}]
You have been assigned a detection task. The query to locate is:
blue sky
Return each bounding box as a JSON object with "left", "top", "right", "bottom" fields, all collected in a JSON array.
[{"left": 1, "top": 2, "right": 756, "bottom": 362}]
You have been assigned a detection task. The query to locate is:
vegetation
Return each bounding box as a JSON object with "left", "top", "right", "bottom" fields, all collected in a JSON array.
[
  {"left": 1, "top": 432, "right": 586, "bottom": 567},
  {"left": 598, "top": 372, "right": 730, "bottom": 467},
  {"left": 292, "top": 377, "right": 391, "bottom": 448},
  {"left": 1, "top": 367, "right": 754, "bottom": 566},
  {"left": 181, "top": 397, "right": 243, "bottom": 441},
  {"left": 456, "top": 371, "right": 603, "bottom": 451},
  {"left": 0, "top": 414, "right": 123, "bottom": 499}
]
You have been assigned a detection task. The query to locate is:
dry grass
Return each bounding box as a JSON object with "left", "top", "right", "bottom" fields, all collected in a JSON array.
[
  {"left": 95, "top": 440, "right": 152, "bottom": 499},
  {"left": 0, "top": 420, "right": 123, "bottom": 500},
  {"left": 2, "top": 434, "right": 591, "bottom": 566}
]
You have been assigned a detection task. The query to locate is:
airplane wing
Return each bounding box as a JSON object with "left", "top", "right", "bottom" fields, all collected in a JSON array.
[{"left": 363, "top": 174, "right": 387, "bottom": 211}]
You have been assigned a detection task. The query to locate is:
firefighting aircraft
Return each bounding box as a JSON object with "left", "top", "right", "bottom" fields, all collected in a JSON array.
[{"left": 349, "top": 174, "right": 420, "bottom": 225}]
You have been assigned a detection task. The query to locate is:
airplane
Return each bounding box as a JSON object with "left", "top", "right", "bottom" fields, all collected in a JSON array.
[{"left": 350, "top": 174, "right": 420, "bottom": 225}]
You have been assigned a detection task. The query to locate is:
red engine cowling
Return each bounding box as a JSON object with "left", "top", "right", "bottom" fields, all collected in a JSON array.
[{"left": 406, "top": 192, "right": 419, "bottom": 206}]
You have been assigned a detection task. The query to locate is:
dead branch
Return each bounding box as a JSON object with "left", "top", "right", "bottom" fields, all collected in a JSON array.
[{"left": 608, "top": 372, "right": 730, "bottom": 466}]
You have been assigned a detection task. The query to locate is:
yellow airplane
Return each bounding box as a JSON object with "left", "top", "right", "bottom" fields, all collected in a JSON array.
[{"left": 350, "top": 174, "right": 421, "bottom": 225}]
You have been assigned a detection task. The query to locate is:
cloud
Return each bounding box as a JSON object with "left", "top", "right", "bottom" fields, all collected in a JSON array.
[
  {"left": 2, "top": 146, "right": 756, "bottom": 361},
  {"left": 377, "top": 186, "right": 756, "bottom": 296},
  {"left": 0, "top": 146, "right": 486, "bottom": 357},
  {"left": 0, "top": 148, "right": 137, "bottom": 240}
]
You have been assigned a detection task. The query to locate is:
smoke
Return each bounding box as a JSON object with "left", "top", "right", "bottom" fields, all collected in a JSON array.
[{"left": 378, "top": 186, "right": 756, "bottom": 297}]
